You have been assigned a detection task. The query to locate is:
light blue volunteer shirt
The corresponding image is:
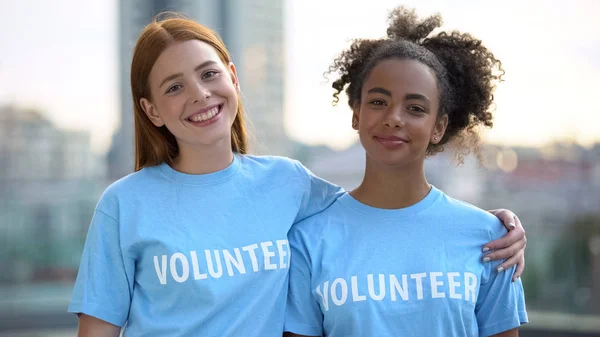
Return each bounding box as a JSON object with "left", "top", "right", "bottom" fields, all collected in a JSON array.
[
  {"left": 285, "top": 186, "right": 528, "bottom": 337},
  {"left": 68, "top": 154, "right": 343, "bottom": 337}
]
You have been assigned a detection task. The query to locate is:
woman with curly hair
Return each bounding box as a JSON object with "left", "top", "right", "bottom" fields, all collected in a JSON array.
[{"left": 284, "top": 6, "right": 528, "bottom": 337}]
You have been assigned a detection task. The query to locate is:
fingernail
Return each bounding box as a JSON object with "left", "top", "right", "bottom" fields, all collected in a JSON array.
[
  {"left": 497, "top": 267, "right": 504, "bottom": 273},
  {"left": 482, "top": 247, "right": 490, "bottom": 252},
  {"left": 513, "top": 276, "right": 519, "bottom": 282},
  {"left": 508, "top": 222, "right": 516, "bottom": 228},
  {"left": 483, "top": 257, "right": 491, "bottom": 262}
]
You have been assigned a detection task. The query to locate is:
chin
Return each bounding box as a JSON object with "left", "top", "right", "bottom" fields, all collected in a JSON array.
[
  {"left": 176, "top": 130, "right": 231, "bottom": 150},
  {"left": 367, "top": 151, "right": 418, "bottom": 168},
  {"left": 380, "top": 158, "right": 412, "bottom": 168},
  {"left": 199, "top": 133, "right": 231, "bottom": 147}
]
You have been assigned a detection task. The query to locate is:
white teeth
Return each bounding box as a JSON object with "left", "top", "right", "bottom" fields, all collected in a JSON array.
[{"left": 189, "top": 106, "right": 219, "bottom": 122}]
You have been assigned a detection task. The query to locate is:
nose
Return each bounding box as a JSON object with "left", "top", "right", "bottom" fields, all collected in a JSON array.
[
  {"left": 384, "top": 106, "right": 405, "bottom": 128},
  {"left": 191, "top": 81, "right": 211, "bottom": 104}
]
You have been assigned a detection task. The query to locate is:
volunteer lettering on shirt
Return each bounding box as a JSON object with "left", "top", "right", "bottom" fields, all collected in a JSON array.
[
  {"left": 315, "top": 271, "right": 477, "bottom": 311},
  {"left": 153, "top": 240, "right": 290, "bottom": 284}
]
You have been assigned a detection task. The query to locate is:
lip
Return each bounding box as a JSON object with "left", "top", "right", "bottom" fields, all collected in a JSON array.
[
  {"left": 375, "top": 135, "right": 409, "bottom": 142},
  {"left": 185, "top": 104, "right": 223, "bottom": 126},
  {"left": 185, "top": 103, "right": 223, "bottom": 120},
  {"left": 373, "top": 135, "right": 409, "bottom": 149}
]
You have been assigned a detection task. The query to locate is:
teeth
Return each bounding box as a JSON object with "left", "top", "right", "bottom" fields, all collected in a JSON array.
[{"left": 190, "top": 106, "right": 219, "bottom": 122}]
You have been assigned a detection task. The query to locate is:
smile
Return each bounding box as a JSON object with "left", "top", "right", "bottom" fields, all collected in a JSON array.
[
  {"left": 374, "top": 136, "right": 409, "bottom": 149},
  {"left": 186, "top": 104, "right": 223, "bottom": 124}
]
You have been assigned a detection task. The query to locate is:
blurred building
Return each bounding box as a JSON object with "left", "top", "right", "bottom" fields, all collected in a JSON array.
[
  {"left": 479, "top": 144, "right": 600, "bottom": 231},
  {"left": 109, "top": 0, "right": 289, "bottom": 179},
  {"left": 0, "top": 105, "right": 107, "bottom": 285}
]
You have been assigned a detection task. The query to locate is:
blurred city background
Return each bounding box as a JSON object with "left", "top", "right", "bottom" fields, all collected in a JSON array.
[{"left": 1, "top": 0, "right": 599, "bottom": 336}]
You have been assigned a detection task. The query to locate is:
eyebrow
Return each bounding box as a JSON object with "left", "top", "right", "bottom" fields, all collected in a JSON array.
[
  {"left": 159, "top": 60, "right": 219, "bottom": 88},
  {"left": 367, "top": 87, "right": 430, "bottom": 103},
  {"left": 367, "top": 87, "right": 392, "bottom": 97},
  {"left": 405, "top": 93, "right": 430, "bottom": 103}
]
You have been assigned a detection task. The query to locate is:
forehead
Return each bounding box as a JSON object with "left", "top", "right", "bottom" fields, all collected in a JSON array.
[
  {"left": 150, "top": 40, "right": 224, "bottom": 78},
  {"left": 364, "top": 59, "right": 438, "bottom": 96}
]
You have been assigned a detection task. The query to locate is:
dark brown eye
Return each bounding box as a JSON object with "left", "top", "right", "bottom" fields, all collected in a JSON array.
[
  {"left": 369, "top": 100, "right": 386, "bottom": 106},
  {"left": 408, "top": 106, "right": 425, "bottom": 113}
]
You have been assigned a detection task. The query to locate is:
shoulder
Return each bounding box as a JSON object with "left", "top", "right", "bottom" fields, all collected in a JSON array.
[
  {"left": 437, "top": 192, "right": 507, "bottom": 239},
  {"left": 289, "top": 201, "right": 344, "bottom": 243},
  {"left": 95, "top": 167, "right": 164, "bottom": 215},
  {"left": 240, "top": 154, "right": 304, "bottom": 171},
  {"left": 239, "top": 154, "right": 311, "bottom": 182}
]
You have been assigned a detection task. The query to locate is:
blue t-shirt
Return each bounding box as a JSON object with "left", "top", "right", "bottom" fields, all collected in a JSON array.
[
  {"left": 68, "top": 154, "right": 343, "bottom": 337},
  {"left": 285, "top": 186, "right": 528, "bottom": 337}
]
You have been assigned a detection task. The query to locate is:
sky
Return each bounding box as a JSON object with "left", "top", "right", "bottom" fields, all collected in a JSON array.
[{"left": 1, "top": 0, "right": 599, "bottom": 153}]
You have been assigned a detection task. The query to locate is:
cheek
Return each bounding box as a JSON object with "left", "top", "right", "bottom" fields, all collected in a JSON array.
[
  {"left": 409, "top": 116, "right": 436, "bottom": 134},
  {"left": 213, "top": 73, "right": 235, "bottom": 91},
  {"left": 224, "top": 83, "right": 239, "bottom": 101},
  {"left": 154, "top": 97, "right": 186, "bottom": 122},
  {"left": 358, "top": 107, "right": 379, "bottom": 127},
  {"left": 218, "top": 83, "right": 239, "bottom": 113}
]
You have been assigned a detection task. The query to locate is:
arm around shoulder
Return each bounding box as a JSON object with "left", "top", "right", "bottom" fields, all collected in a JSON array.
[{"left": 292, "top": 160, "right": 344, "bottom": 223}]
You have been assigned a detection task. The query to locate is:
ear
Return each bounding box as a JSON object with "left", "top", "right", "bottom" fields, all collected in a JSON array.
[
  {"left": 140, "top": 98, "right": 164, "bottom": 127},
  {"left": 351, "top": 103, "right": 360, "bottom": 130},
  {"left": 431, "top": 114, "right": 448, "bottom": 144},
  {"left": 228, "top": 62, "right": 240, "bottom": 91}
]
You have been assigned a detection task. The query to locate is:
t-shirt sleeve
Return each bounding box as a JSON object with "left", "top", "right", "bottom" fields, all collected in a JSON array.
[
  {"left": 475, "top": 221, "right": 528, "bottom": 336},
  {"left": 284, "top": 224, "right": 324, "bottom": 336},
  {"left": 293, "top": 160, "right": 344, "bottom": 223},
  {"left": 68, "top": 201, "right": 135, "bottom": 327}
]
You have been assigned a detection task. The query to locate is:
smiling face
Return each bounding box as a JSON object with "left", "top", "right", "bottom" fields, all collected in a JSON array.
[
  {"left": 353, "top": 58, "right": 448, "bottom": 169},
  {"left": 140, "top": 39, "right": 240, "bottom": 153}
]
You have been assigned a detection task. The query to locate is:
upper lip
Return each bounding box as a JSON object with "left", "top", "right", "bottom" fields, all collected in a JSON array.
[
  {"left": 185, "top": 103, "right": 222, "bottom": 120},
  {"left": 375, "top": 135, "right": 409, "bottom": 142}
]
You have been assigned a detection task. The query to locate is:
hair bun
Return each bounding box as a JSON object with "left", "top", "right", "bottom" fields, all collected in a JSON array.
[{"left": 386, "top": 6, "right": 443, "bottom": 43}]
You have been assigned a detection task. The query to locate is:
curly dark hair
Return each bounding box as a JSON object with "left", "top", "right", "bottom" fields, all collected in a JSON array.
[{"left": 327, "top": 6, "right": 504, "bottom": 162}]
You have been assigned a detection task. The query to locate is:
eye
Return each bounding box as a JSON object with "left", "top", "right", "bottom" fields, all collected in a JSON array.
[
  {"left": 166, "top": 84, "right": 182, "bottom": 94},
  {"left": 408, "top": 105, "right": 426, "bottom": 113},
  {"left": 202, "top": 70, "right": 220, "bottom": 80},
  {"left": 369, "top": 99, "right": 387, "bottom": 106}
]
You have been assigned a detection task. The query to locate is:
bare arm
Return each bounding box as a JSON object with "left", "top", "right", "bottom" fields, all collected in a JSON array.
[
  {"left": 491, "top": 327, "right": 519, "bottom": 337},
  {"left": 77, "top": 314, "right": 121, "bottom": 337},
  {"left": 283, "top": 333, "right": 319, "bottom": 337}
]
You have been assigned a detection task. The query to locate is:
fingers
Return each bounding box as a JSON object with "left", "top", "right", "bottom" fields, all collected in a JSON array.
[
  {"left": 495, "top": 209, "right": 517, "bottom": 230},
  {"left": 483, "top": 237, "right": 525, "bottom": 262},
  {"left": 492, "top": 249, "right": 525, "bottom": 282},
  {"left": 484, "top": 208, "right": 528, "bottom": 281},
  {"left": 513, "top": 213, "right": 523, "bottom": 229},
  {"left": 483, "top": 245, "right": 526, "bottom": 282},
  {"left": 512, "top": 251, "right": 526, "bottom": 281},
  {"left": 483, "top": 225, "right": 525, "bottom": 252},
  {"left": 494, "top": 249, "right": 522, "bottom": 273}
]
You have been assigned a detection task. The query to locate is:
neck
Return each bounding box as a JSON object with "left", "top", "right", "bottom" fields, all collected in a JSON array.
[
  {"left": 351, "top": 156, "right": 431, "bottom": 209},
  {"left": 172, "top": 139, "right": 234, "bottom": 175}
]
